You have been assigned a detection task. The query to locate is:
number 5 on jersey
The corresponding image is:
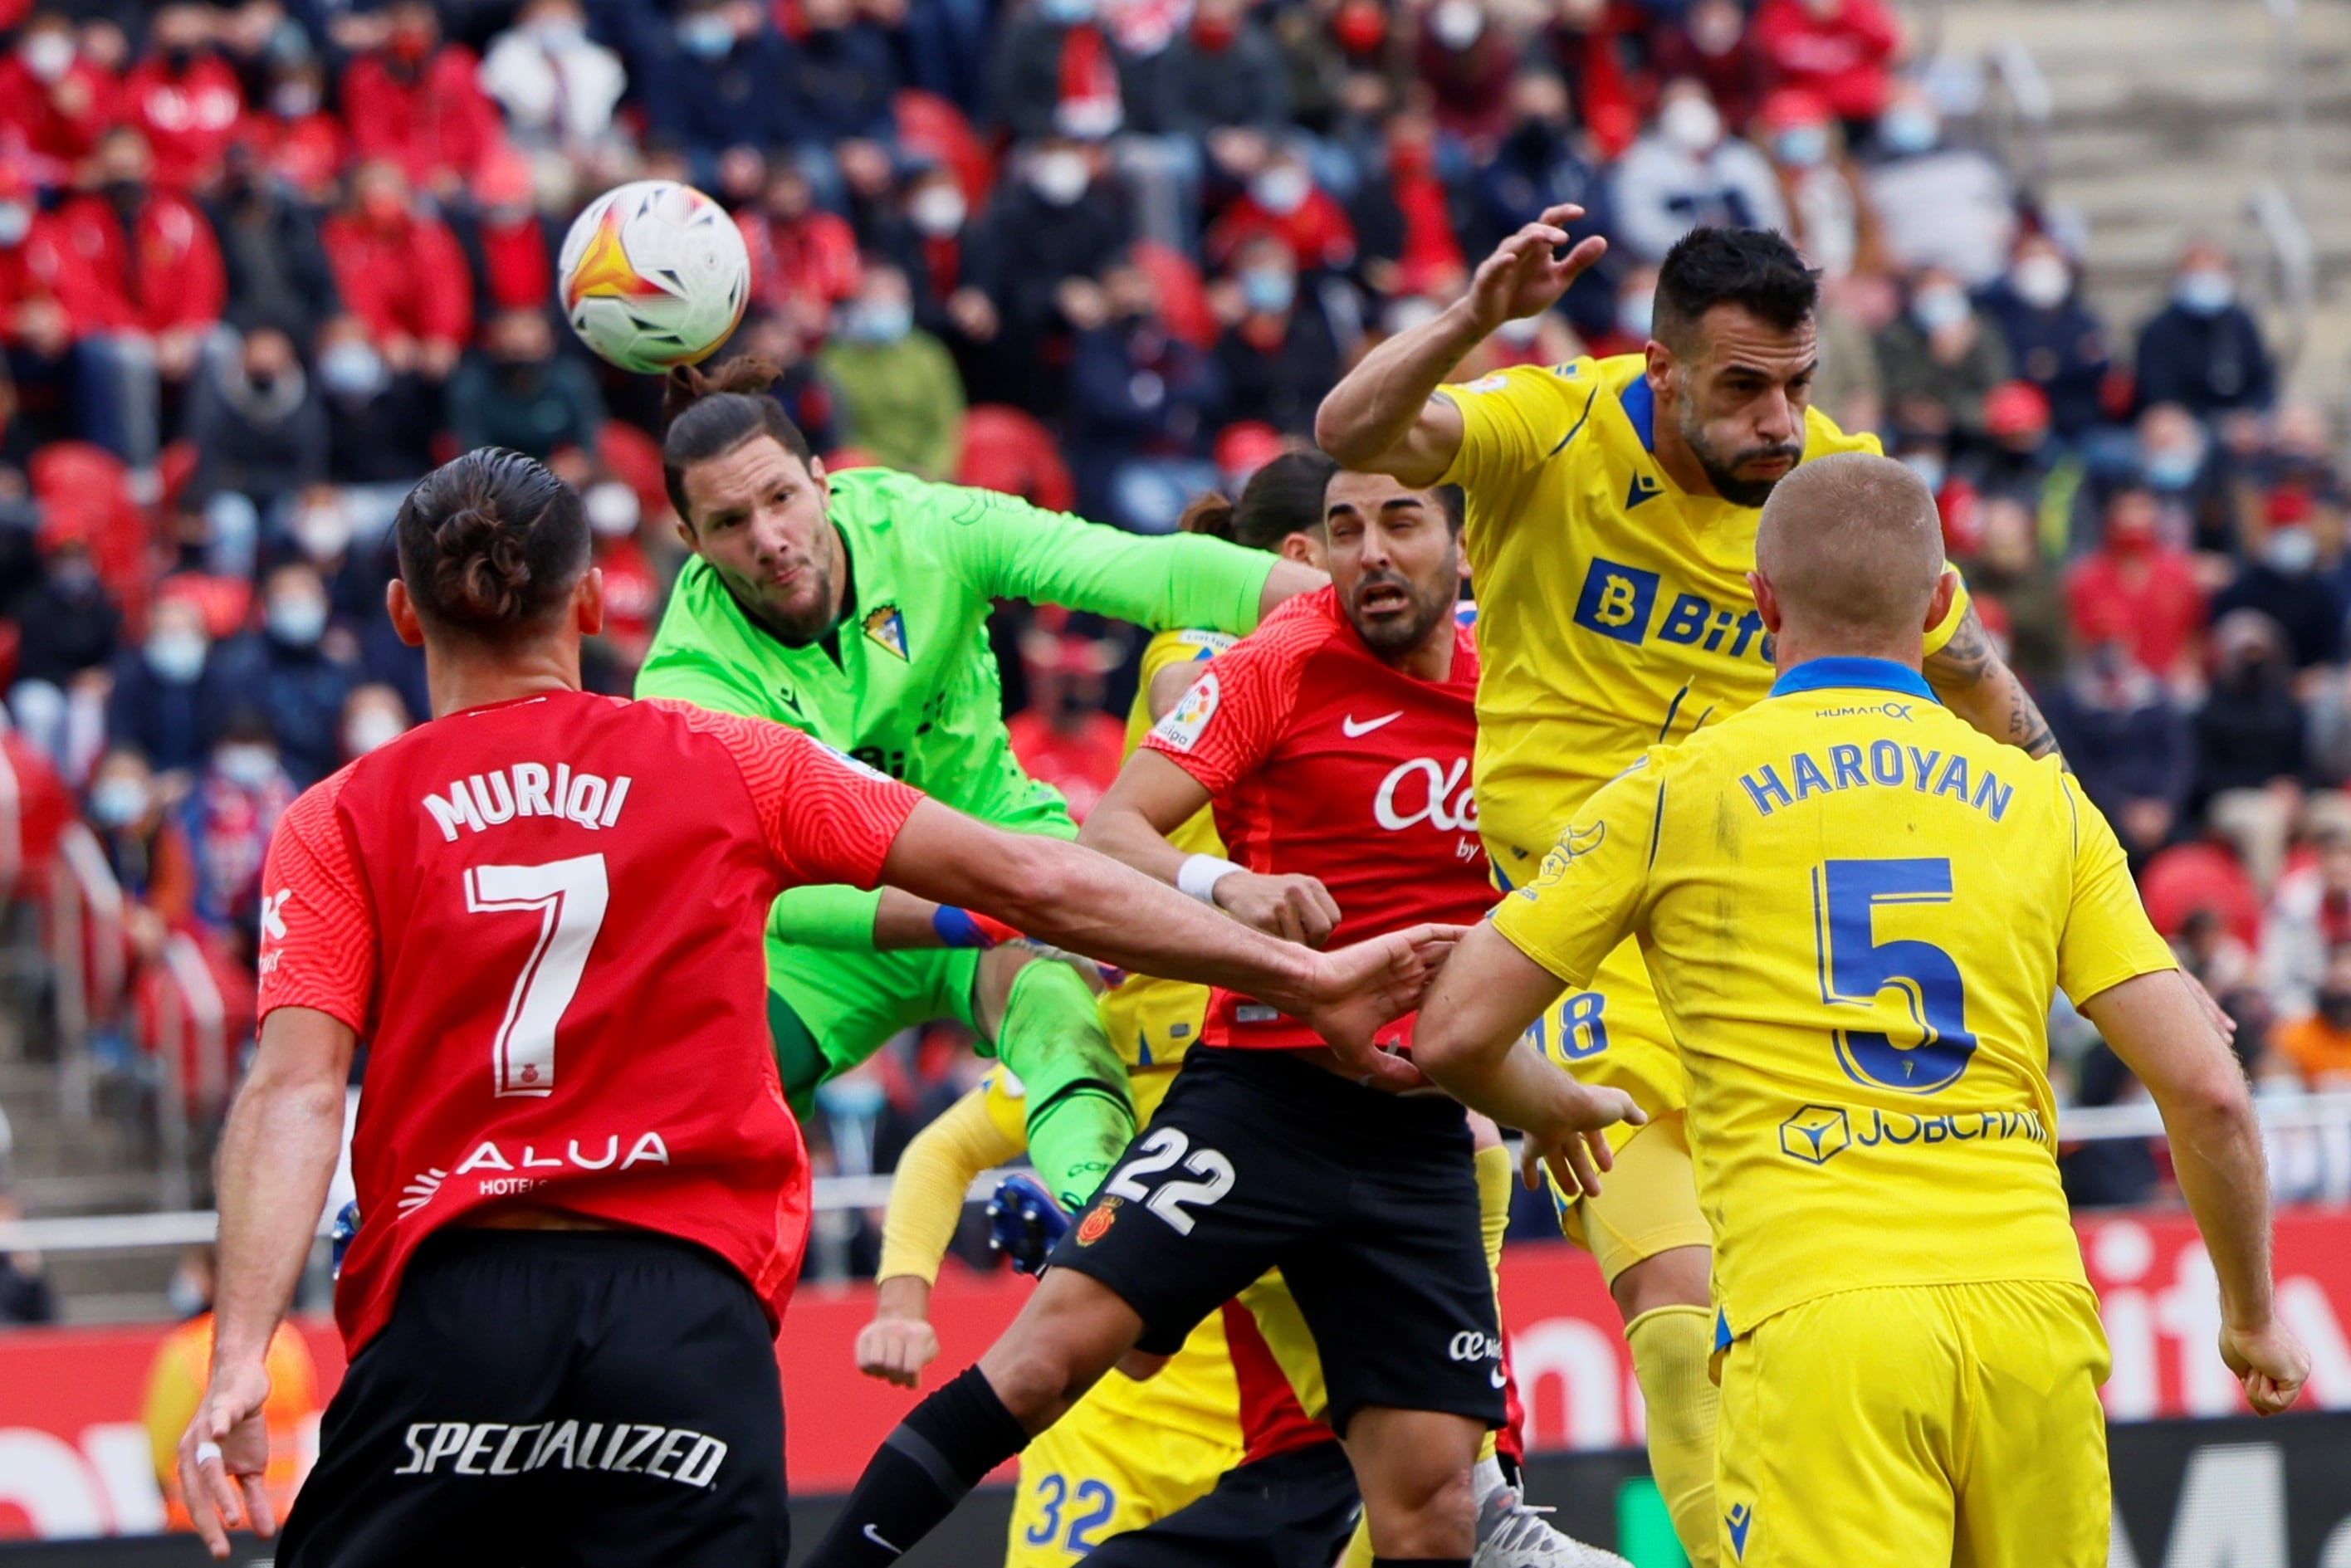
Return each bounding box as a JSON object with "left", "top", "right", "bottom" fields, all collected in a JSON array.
[
  {"left": 465, "top": 854, "right": 609, "bottom": 1097},
  {"left": 1103, "top": 1127, "right": 1234, "bottom": 1236}
]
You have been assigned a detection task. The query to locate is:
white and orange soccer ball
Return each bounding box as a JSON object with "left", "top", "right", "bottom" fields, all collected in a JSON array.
[{"left": 557, "top": 180, "right": 750, "bottom": 374}]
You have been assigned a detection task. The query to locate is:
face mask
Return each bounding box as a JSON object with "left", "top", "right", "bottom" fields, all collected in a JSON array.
[
  {"left": 1430, "top": 0, "right": 1483, "bottom": 49},
  {"left": 1250, "top": 165, "right": 1311, "bottom": 217},
  {"left": 1659, "top": 96, "right": 1722, "bottom": 155},
  {"left": 908, "top": 183, "right": 965, "bottom": 237},
  {"left": 1773, "top": 125, "right": 1829, "bottom": 168},
  {"left": 90, "top": 777, "right": 149, "bottom": 828},
  {"left": 20, "top": 31, "right": 74, "bottom": 83},
  {"left": 1029, "top": 151, "right": 1090, "bottom": 207},
  {"left": 1616, "top": 295, "right": 1654, "bottom": 341},
  {"left": 1386, "top": 296, "right": 1440, "bottom": 335},
  {"left": 1495, "top": 313, "right": 1541, "bottom": 345},
  {"left": 1240, "top": 266, "right": 1295, "bottom": 315},
  {"left": 214, "top": 744, "right": 280, "bottom": 790},
  {"left": 268, "top": 594, "right": 328, "bottom": 647},
  {"left": 345, "top": 709, "right": 406, "bottom": 755},
  {"left": 2142, "top": 447, "right": 2200, "bottom": 491},
  {"left": 2173, "top": 268, "right": 2234, "bottom": 316},
  {"left": 271, "top": 81, "right": 318, "bottom": 117},
  {"left": 0, "top": 203, "right": 29, "bottom": 247},
  {"left": 1038, "top": 0, "right": 1095, "bottom": 24},
  {"left": 585, "top": 481, "right": 640, "bottom": 538},
  {"left": 2010, "top": 253, "right": 2070, "bottom": 310},
  {"left": 1912, "top": 286, "right": 1970, "bottom": 334},
  {"left": 2265, "top": 525, "right": 2317, "bottom": 575},
  {"left": 318, "top": 339, "right": 385, "bottom": 397},
  {"left": 145, "top": 629, "right": 208, "bottom": 684},
  {"left": 1879, "top": 105, "right": 1938, "bottom": 155},
  {"left": 677, "top": 15, "right": 734, "bottom": 56},
  {"left": 849, "top": 300, "right": 913, "bottom": 344},
  {"left": 1899, "top": 452, "right": 1946, "bottom": 492},
  {"left": 292, "top": 504, "right": 354, "bottom": 561}
]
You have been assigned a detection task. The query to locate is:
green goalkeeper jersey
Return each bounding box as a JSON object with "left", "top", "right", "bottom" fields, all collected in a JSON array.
[{"left": 636, "top": 466, "right": 1279, "bottom": 832}]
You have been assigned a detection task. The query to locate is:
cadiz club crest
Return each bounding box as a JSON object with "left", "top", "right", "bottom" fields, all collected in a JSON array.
[{"left": 863, "top": 604, "right": 909, "bottom": 660}]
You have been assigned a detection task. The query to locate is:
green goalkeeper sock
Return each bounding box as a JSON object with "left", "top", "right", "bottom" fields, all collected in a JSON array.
[{"left": 996, "top": 958, "right": 1135, "bottom": 1212}]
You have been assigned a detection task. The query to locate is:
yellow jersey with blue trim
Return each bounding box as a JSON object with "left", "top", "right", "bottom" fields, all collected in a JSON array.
[
  {"left": 1490, "top": 657, "right": 2177, "bottom": 1336},
  {"left": 1437, "top": 354, "right": 1968, "bottom": 879},
  {"left": 1094, "top": 628, "right": 1233, "bottom": 1067}
]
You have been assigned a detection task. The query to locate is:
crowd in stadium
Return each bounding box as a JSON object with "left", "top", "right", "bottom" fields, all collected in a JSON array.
[{"left": 0, "top": 0, "right": 2345, "bottom": 1307}]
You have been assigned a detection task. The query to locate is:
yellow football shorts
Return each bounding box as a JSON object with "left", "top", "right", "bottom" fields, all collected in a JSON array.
[{"left": 1713, "top": 1280, "right": 2111, "bottom": 1568}]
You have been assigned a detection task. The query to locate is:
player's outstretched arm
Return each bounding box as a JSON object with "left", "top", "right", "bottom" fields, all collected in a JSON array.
[
  {"left": 1081, "top": 749, "right": 1343, "bottom": 947},
  {"left": 860, "top": 1087, "right": 1023, "bottom": 1388},
  {"left": 2077, "top": 970, "right": 2309, "bottom": 1415},
  {"left": 1315, "top": 203, "right": 1606, "bottom": 485},
  {"left": 1408, "top": 922, "right": 1644, "bottom": 1196},
  {"left": 178, "top": 1006, "right": 356, "bottom": 1559},
  {"left": 882, "top": 800, "right": 1445, "bottom": 1088}
]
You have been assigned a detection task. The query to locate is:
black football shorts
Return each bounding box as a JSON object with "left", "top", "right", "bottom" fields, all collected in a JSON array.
[
  {"left": 276, "top": 1229, "right": 789, "bottom": 1567},
  {"left": 1048, "top": 1047, "right": 1505, "bottom": 1435},
  {"left": 1083, "top": 1440, "right": 1361, "bottom": 1568}
]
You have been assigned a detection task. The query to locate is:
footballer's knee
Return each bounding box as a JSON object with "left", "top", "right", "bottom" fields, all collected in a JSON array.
[
  {"left": 1611, "top": 1243, "right": 1711, "bottom": 1323},
  {"left": 978, "top": 1270, "right": 1143, "bottom": 1429}
]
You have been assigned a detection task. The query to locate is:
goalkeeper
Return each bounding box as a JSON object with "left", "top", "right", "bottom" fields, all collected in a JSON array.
[{"left": 637, "top": 358, "right": 1321, "bottom": 1210}]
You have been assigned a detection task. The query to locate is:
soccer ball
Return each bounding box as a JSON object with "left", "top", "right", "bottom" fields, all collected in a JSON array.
[{"left": 557, "top": 180, "right": 750, "bottom": 374}]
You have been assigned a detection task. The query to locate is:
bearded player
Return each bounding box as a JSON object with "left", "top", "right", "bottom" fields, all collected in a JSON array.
[
  {"left": 804, "top": 465, "right": 1636, "bottom": 1568},
  {"left": 1317, "top": 222, "right": 2064, "bottom": 1564},
  {"left": 637, "top": 359, "right": 1323, "bottom": 1215}
]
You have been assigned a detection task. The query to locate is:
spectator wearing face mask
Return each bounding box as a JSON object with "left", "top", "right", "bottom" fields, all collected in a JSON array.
[
  {"left": 737, "top": 162, "right": 864, "bottom": 345},
  {"left": 340, "top": 0, "right": 502, "bottom": 198},
  {"left": 208, "top": 563, "right": 356, "bottom": 787},
  {"left": 2264, "top": 833, "right": 2351, "bottom": 1022},
  {"left": 1205, "top": 148, "right": 1356, "bottom": 277},
  {"left": 1006, "top": 619, "right": 1127, "bottom": 823},
  {"left": 1129, "top": 0, "right": 1291, "bottom": 141},
  {"left": 1863, "top": 81, "right": 2016, "bottom": 286},
  {"left": 314, "top": 314, "right": 438, "bottom": 495},
  {"left": 1748, "top": 0, "right": 1904, "bottom": 132},
  {"left": 878, "top": 169, "right": 972, "bottom": 330},
  {"left": 452, "top": 152, "right": 560, "bottom": 320},
  {"left": 107, "top": 594, "right": 233, "bottom": 776},
  {"left": 1757, "top": 88, "right": 1884, "bottom": 282},
  {"left": 2213, "top": 489, "right": 2346, "bottom": 674},
  {"left": 2133, "top": 240, "right": 2275, "bottom": 419},
  {"left": 1959, "top": 380, "right": 2068, "bottom": 519},
  {"left": 446, "top": 309, "right": 605, "bottom": 462},
  {"left": 479, "top": 0, "right": 629, "bottom": 168},
  {"left": 646, "top": 0, "right": 801, "bottom": 163},
  {"left": 1212, "top": 234, "right": 1337, "bottom": 437},
  {"left": 321, "top": 162, "right": 473, "bottom": 383},
  {"left": 1473, "top": 68, "right": 1610, "bottom": 282},
  {"left": 784, "top": 0, "right": 902, "bottom": 183},
  {"left": 1609, "top": 78, "right": 1787, "bottom": 264},
  {"left": 281, "top": 481, "right": 382, "bottom": 632},
  {"left": 245, "top": 60, "right": 345, "bottom": 203},
  {"left": 1875, "top": 266, "right": 2011, "bottom": 446},
  {"left": 122, "top": 5, "right": 245, "bottom": 193},
  {"left": 202, "top": 145, "right": 341, "bottom": 347},
  {"left": 1977, "top": 232, "right": 2109, "bottom": 442},
  {"left": 338, "top": 683, "right": 412, "bottom": 764},
  {"left": 2273, "top": 949, "right": 2351, "bottom": 1087},
  {"left": 85, "top": 746, "right": 196, "bottom": 944},
  {"left": 1643, "top": 0, "right": 1767, "bottom": 149},
  {"left": 2064, "top": 483, "right": 2205, "bottom": 686},
  {"left": 1066, "top": 260, "right": 1224, "bottom": 534},
  {"left": 1415, "top": 0, "right": 1515, "bottom": 150},
  {"left": 0, "top": 12, "right": 120, "bottom": 178},
  {"left": 960, "top": 138, "right": 1131, "bottom": 413},
  {"left": 985, "top": 0, "right": 1131, "bottom": 145},
  {"left": 2193, "top": 610, "right": 2306, "bottom": 895},
  {"left": 176, "top": 709, "right": 294, "bottom": 942},
  {"left": 819, "top": 263, "right": 965, "bottom": 479},
  {"left": 2133, "top": 400, "right": 2233, "bottom": 553},
  {"left": 2041, "top": 633, "right": 2194, "bottom": 863},
  {"left": 1961, "top": 494, "right": 2067, "bottom": 691},
  {"left": 7, "top": 520, "right": 119, "bottom": 766},
  {"left": 579, "top": 482, "right": 661, "bottom": 668},
  {"left": 185, "top": 327, "right": 328, "bottom": 574}
]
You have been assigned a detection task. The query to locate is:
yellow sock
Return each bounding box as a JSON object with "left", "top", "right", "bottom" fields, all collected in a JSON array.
[
  {"left": 1625, "top": 1303, "right": 1719, "bottom": 1568},
  {"left": 1473, "top": 1141, "right": 1513, "bottom": 1468}
]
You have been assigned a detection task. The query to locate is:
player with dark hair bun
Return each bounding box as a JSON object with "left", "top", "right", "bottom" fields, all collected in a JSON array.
[{"left": 174, "top": 448, "right": 1454, "bottom": 1568}]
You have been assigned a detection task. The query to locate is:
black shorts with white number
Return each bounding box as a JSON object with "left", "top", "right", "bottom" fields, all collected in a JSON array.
[
  {"left": 1048, "top": 1047, "right": 1504, "bottom": 1435},
  {"left": 276, "top": 1229, "right": 789, "bottom": 1568}
]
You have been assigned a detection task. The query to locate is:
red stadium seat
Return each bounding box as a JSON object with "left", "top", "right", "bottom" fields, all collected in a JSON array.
[
  {"left": 2139, "top": 840, "right": 2263, "bottom": 949},
  {"left": 46, "top": 823, "right": 133, "bottom": 1048},
  {"left": 895, "top": 90, "right": 994, "bottom": 208},
  {"left": 1132, "top": 241, "right": 1215, "bottom": 351},
  {"left": 29, "top": 442, "right": 151, "bottom": 616},
  {"left": 956, "top": 406, "right": 1075, "bottom": 515},
  {"left": 136, "top": 929, "right": 257, "bottom": 1114},
  {"left": 0, "top": 730, "right": 71, "bottom": 902}
]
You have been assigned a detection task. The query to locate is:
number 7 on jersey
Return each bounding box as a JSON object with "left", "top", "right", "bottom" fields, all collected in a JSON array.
[{"left": 465, "top": 854, "right": 610, "bottom": 1097}]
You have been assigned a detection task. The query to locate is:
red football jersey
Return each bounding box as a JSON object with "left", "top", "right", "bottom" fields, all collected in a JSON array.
[
  {"left": 1142, "top": 587, "right": 1490, "bottom": 1050},
  {"left": 257, "top": 690, "right": 922, "bottom": 1354}
]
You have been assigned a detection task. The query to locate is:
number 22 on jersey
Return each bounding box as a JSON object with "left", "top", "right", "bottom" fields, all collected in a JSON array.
[{"left": 465, "top": 853, "right": 609, "bottom": 1097}]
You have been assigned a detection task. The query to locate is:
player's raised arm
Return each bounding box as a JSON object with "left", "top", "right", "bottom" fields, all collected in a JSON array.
[
  {"left": 859, "top": 1086, "right": 1025, "bottom": 1388},
  {"left": 1315, "top": 204, "right": 1606, "bottom": 485}
]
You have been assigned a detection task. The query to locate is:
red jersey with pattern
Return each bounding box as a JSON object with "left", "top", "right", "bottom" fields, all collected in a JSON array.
[
  {"left": 1141, "top": 586, "right": 1488, "bottom": 1050},
  {"left": 257, "top": 690, "right": 921, "bottom": 1354}
]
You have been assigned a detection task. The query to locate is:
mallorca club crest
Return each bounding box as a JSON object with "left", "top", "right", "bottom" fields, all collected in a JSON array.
[
  {"left": 1074, "top": 1197, "right": 1121, "bottom": 1246},
  {"left": 863, "top": 603, "right": 909, "bottom": 661}
]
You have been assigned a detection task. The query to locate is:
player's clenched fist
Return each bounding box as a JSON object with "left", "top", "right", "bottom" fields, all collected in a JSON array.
[
  {"left": 857, "top": 1312, "right": 941, "bottom": 1390},
  {"left": 1215, "top": 870, "right": 1343, "bottom": 947},
  {"left": 1522, "top": 1086, "right": 1645, "bottom": 1200},
  {"left": 2220, "top": 1320, "right": 2311, "bottom": 1417},
  {"left": 1463, "top": 203, "right": 1608, "bottom": 336}
]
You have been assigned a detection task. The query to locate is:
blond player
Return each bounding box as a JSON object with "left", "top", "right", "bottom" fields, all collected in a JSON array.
[
  {"left": 1403, "top": 453, "right": 2309, "bottom": 1565},
  {"left": 1317, "top": 222, "right": 2060, "bottom": 1563}
]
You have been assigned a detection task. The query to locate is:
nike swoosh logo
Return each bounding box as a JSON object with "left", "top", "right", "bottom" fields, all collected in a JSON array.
[
  {"left": 863, "top": 1524, "right": 902, "bottom": 1555},
  {"left": 1342, "top": 711, "right": 1403, "bottom": 737},
  {"left": 1490, "top": 1364, "right": 1508, "bottom": 1389}
]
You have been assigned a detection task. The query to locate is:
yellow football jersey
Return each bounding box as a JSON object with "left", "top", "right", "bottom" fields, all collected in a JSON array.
[
  {"left": 1096, "top": 628, "right": 1232, "bottom": 1067},
  {"left": 1438, "top": 355, "right": 1967, "bottom": 875},
  {"left": 1491, "top": 657, "right": 2177, "bottom": 1340}
]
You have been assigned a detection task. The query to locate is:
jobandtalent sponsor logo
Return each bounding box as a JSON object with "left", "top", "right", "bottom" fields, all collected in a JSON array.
[
  {"left": 1775, "top": 1102, "right": 2049, "bottom": 1165},
  {"left": 393, "top": 1419, "right": 727, "bottom": 1488}
]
